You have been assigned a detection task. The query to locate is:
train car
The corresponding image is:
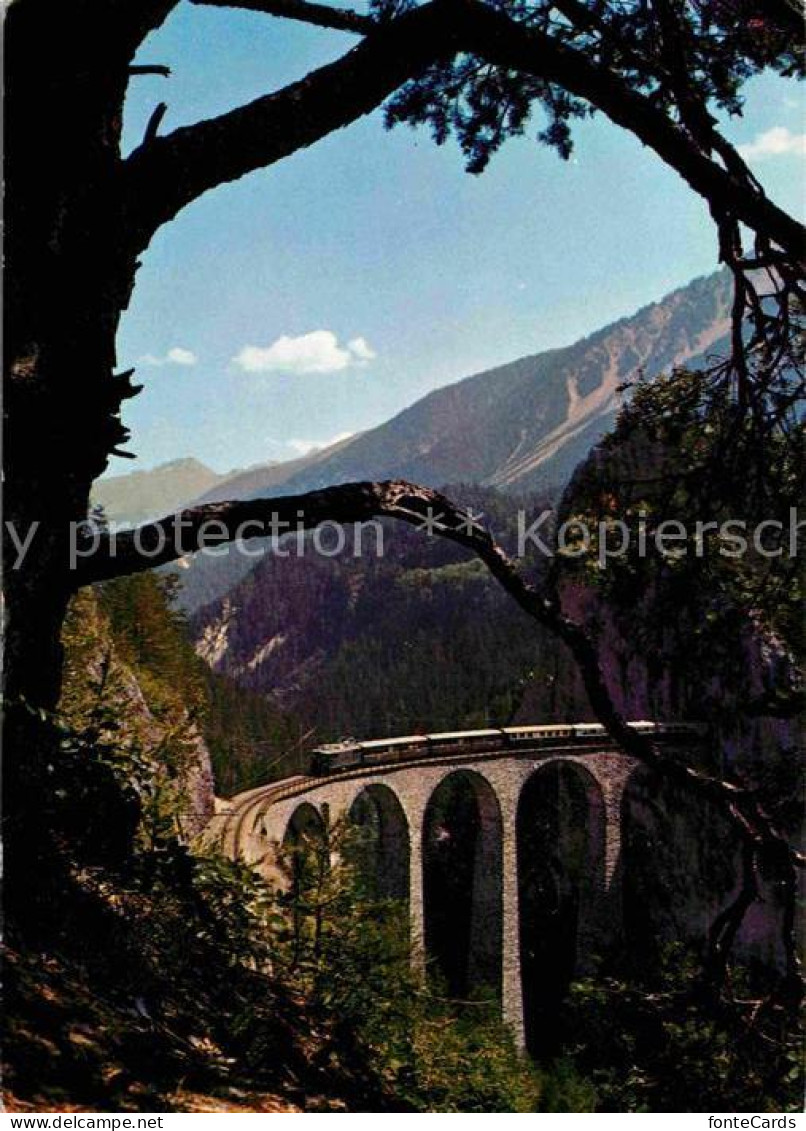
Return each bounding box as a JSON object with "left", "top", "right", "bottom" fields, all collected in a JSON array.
[
  {"left": 309, "top": 745, "right": 334, "bottom": 775},
  {"left": 621, "top": 721, "right": 708, "bottom": 739},
  {"left": 501, "top": 725, "right": 543, "bottom": 745},
  {"left": 627, "top": 720, "right": 659, "bottom": 735},
  {"left": 573, "top": 723, "right": 607, "bottom": 739},
  {"left": 359, "top": 735, "right": 429, "bottom": 765},
  {"left": 426, "top": 728, "right": 504, "bottom": 754},
  {"left": 501, "top": 724, "right": 576, "bottom": 745},
  {"left": 657, "top": 721, "right": 708, "bottom": 739}
]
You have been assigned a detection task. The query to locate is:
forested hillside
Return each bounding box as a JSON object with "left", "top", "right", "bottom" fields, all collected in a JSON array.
[
  {"left": 6, "top": 571, "right": 564, "bottom": 1113},
  {"left": 189, "top": 486, "right": 591, "bottom": 769}
]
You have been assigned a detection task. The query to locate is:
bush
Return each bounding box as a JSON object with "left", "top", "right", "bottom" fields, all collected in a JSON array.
[
  {"left": 561, "top": 947, "right": 803, "bottom": 1113},
  {"left": 271, "top": 811, "right": 543, "bottom": 1111}
]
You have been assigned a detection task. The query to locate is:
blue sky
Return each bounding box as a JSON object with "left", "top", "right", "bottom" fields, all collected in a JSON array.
[{"left": 113, "top": 2, "right": 804, "bottom": 475}]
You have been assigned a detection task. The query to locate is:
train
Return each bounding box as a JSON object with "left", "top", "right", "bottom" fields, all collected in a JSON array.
[{"left": 308, "top": 720, "right": 706, "bottom": 776}]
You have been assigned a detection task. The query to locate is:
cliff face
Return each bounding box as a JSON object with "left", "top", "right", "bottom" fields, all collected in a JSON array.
[
  {"left": 512, "top": 400, "right": 801, "bottom": 968},
  {"left": 556, "top": 574, "right": 801, "bottom": 764},
  {"left": 60, "top": 588, "right": 216, "bottom": 840},
  {"left": 548, "top": 431, "right": 802, "bottom": 777}
]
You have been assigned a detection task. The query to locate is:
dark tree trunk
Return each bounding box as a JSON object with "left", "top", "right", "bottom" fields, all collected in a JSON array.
[
  {"left": 3, "top": 0, "right": 155, "bottom": 930},
  {"left": 5, "top": 2, "right": 140, "bottom": 695}
]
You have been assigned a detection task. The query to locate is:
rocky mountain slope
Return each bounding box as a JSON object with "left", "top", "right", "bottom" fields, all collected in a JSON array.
[
  {"left": 193, "top": 433, "right": 359, "bottom": 506},
  {"left": 262, "top": 271, "right": 732, "bottom": 497},
  {"left": 95, "top": 271, "right": 732, "bottom": 528},
  {"left": 61, "top": 582, "right": 217, "bottom": 838}
]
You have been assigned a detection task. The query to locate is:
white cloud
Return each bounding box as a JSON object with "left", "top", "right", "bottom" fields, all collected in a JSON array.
[
  {"left": 233, "top": 330, "right": 376, "bottom": 374},
  {"left": 738, "top": 126, "right": 806, "bottom": 161},
  {"left": 346, "top": 336, "right": 377, "bottom": 364},
  {"left": 166, "top": 346, "right": 197, "bottom": 366},
  {"left": 139, "top": 347, "right": 198, "bottom": 367},
  {"left": 287, "top": 431, "right": 355, "bottom": 457}
]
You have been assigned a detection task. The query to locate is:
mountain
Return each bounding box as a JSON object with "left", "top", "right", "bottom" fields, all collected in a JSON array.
[
  {"left": 157, "top": 269, "right": 733, "bottom": 618},
  {"left": 259, "top": 271, "right": 732, "bottom": 498},
  {"left": 96, "top": 271, "right": 731, "bottom": 526},
  {"left": 93, "top": 457, "right": 224, "bottom": 525},
  {"left": 93, "top": 438, "right": 362, "bottom": 526},
  {"left": 193, "top": 433, "right": 360, "bottom": 505}
]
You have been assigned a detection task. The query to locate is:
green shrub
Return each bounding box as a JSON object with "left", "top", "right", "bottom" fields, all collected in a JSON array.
[
  {"left": 271, "top": 811, "right": 543, "bottom": 1111},
  {"left": 561, "top": 947, "right": 803, "bottom": 1113}
]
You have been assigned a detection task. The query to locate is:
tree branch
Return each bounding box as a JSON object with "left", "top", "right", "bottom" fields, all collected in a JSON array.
[
  {"left": 129, "top": 64, "right": 172, "bottom": 77},
  {"left": 453, "top": 3, "right": 805, "bottom": 263},
  {"left": 190, "top": 0, "right": 373, "bottom": 34},
  {"left": 123, "top": 0, "right": 805, "bottom": 264},
  {"left": 74, "top": 477, "right": 804, "bottom": 992},
  {"left": 704, "top": 842, "right": 759, "bottom": 990},
  {"left": 765, "top": 0, "right": 806, "bottom": 38},
  {"left": 143, "top": 101, "right": 169, "bottom": 145},
  {"left": 122, "top": 0, "right": 460, "bottom": 252}
]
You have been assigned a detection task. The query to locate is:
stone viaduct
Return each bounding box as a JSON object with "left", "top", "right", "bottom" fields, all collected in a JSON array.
[{"left": 205, "top": 731, "right": 770, "bottom": 1051}]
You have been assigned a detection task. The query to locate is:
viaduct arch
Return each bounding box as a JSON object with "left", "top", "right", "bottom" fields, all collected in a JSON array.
[
  {"left": 517, "top": 762, "right": 606, "bottom": 1054},
  {"left": 423, "top": 770, "right": 503, "bottom": 1001},
  {"left": 348, "top": 783, "right": 410, "bottom": 904}
]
